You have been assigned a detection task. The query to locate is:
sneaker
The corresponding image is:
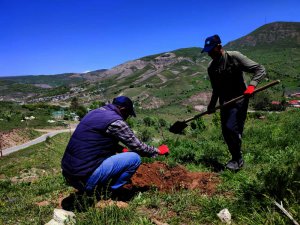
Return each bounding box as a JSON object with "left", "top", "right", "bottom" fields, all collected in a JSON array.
[{"left": 225, "top": 158, "right": 244, "bottom": 171}]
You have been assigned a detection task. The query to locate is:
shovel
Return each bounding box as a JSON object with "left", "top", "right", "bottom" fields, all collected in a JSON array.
[{"left": 169, "top": 80, "right": 280, "bottom": 134}]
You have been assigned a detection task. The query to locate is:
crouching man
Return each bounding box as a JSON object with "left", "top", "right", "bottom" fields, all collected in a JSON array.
[{"left": 61, "top": 96, "right": 169, "bottom": 196}]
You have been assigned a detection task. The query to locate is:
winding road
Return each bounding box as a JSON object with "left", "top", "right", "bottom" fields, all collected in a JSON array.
[{"left": 1, "top": 126, "right": 77, "bottom": 157}]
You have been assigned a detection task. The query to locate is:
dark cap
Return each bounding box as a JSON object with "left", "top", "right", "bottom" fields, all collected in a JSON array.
[
  {"left": 201, "top": 34, "right": 221, "bottom": 53},
  {"left": 112, "top": 96, "right": 136, "bottom": 117}
]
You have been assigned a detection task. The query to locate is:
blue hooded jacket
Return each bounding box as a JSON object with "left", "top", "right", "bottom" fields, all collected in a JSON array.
[{"left": 61, "top": 104, "right": 123, "bottom": 179}]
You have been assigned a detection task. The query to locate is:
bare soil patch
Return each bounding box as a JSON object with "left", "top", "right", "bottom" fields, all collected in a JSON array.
[
  {"left": 0, "top": 129, "right": 34, "bottom": 150},
  {"left": 129, "top": 161, "right": 220, "bottom": 195},
  {"left": 59, "top": 162, "right": 220, "bottom": 212},
  {"left": 182, "top": 91, "right": 212, "bottom": 107}
]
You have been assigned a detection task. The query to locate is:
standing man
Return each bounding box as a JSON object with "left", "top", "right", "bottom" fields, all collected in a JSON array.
[
  {"left": 201, "top": 35, "right": 266, "bottom": 171},
  {"left": 61, "top": 96, "right": 169, "bottom": 195}
]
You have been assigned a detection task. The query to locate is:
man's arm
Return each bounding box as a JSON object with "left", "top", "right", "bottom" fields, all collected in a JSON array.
[
  {"left": 207, "top": 67, "right": 219, "bottom": 112},
  {"left": 231, "top": 51, "right": 266, "bottom": 87},
  {"left": 106, "top": 120, "right": 159, "bottom": 157}
]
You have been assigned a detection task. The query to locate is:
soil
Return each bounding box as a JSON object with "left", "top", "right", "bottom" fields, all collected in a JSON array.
[
  {"left": 182, "top": 91, "right": 212, "bottom": 107},
  {"left": 0, "top": 125, "right": 77, "bottom": 151},
  {"left": 59, "top": 161, "right": 220, "bottom": 211},
  {"left": 128, "top": 161, "right": 220, "bottom": 195},
  {"left": 0, "top": 129, "right": 33, "bottom": 150}
]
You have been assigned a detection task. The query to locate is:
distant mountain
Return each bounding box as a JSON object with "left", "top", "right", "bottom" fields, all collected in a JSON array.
[
  {"left": 225, "top": 22, "right": 300, "bottom": 94},
  {"left": 0, "top": 22, "right": 299, "bottom": 110},
  {"left": 226, "top": 22, "right": 300, "bottom": 49},
  {"left": 0, "top": 73, "right": 86, "bottom": 87}
]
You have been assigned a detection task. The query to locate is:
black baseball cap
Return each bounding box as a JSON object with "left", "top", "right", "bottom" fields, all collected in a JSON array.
[
  {"left": 201, "top": 34, "right": 221, "bottom": 53},
  {"left": 112, "top": 96, "right": 136, "bottom": 117}
]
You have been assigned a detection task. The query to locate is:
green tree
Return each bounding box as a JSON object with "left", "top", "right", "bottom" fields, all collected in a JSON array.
[
  {"left": 70, "top": 97, "right": 79, "bottom": 111},
  {"left": 89, "top": 101, "right": 105, "bottom": 110},
  {"left": 76, "top": 106, "right": 87, "bottom": 120},
  {"left": 251, "top": 92, "right": 271, "bottom": 110}
]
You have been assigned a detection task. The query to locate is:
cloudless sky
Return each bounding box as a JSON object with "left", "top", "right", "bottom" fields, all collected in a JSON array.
[{"left": 0, "top": 0, "right": 299, "bottom": 76}]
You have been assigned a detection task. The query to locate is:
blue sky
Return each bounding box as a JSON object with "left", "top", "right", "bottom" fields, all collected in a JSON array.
[{"left": 0, "top": 0, "right": 299, "bottom": 76}]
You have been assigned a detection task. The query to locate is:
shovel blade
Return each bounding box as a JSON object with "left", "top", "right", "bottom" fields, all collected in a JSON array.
[{"left": 169, "top": 121, "right": 188, "bottom": 134}]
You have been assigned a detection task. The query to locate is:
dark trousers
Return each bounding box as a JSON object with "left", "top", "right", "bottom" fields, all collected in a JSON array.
[
  {"left": 62, "top": 170, "right": 88, "bottom": 192},
  {"left": 220, "top": 98, "right": 249, "bottom": 160}
]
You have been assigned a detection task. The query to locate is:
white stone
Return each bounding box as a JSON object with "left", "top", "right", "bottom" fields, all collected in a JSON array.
[
  {"left": 217, "top": 208, "right": 231, "bottom": 224},
  {"left": 53, "top": 208, "right": 76, "bottom": 224},
  {"left": 44, "top": 219, "right": 62, "bottom": 225}
]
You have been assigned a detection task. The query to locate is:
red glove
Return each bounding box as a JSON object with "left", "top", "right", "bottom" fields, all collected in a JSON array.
[
  {"left": 122, "top": 148, "right": 129, "bottom": 152},
  {"left": 158, "top": 144, "right": 169, "bottom": 155},
  {"left": 244, "top": 85, "right": 255, "bottom": 96}
]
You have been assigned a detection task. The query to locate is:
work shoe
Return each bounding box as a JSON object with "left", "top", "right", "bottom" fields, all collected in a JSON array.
[{"left": 225, "top": 158, "right": 244, "bottom": 171}]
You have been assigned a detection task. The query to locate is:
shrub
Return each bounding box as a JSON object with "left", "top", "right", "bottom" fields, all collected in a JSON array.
[
  {"left": 212, "top": 112, "right": 221, "bottom": 127},
  {"left": 45, "top": 136, "right": 51, "bottom": 144},
  {"left": 89, "top": 101, "right": 105, "bottom": 110},
  {"left": 158, "top": 118, "right": 167, "bottom": 127},
  {"left": 241, "top": 162, "right": 300, "bottom": 205},
  {"left": 139, "top": 129, "right": 152, "bottom": 142},
  {"left": 247, "top": 111, "right": 266, "bottom": 119},
  {"left": 190, "top": 118, "right": 206, "bottom": 132},
  {"left": 75, "top": 106, "right": 87, "bottom": 120},
  {"left": 166, "top": 138, "right": 201, "bottom": 163},
  {"left": 143, "top": 116, "right": 156, "bottom": 127},
  {"left": 70, "top": 97, "right": 80, "bottom": 111},
  {"left": 251, "top": 92, "right": 271, "bottom": 110},
  {"left": 186, "top": 105, "right": 193, "bottom": 113},
  {"left": 261, "top": 163, "right": 300, "bottom": 201},
  {"left": 126, "top": 117, "right": 135, "bottom": 128}
]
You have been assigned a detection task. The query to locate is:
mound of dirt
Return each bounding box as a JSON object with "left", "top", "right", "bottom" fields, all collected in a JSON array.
[
  {"left": 129, "top": 161, "right": 220, "bottom": 195},
  {"left": 59, "top": 162, "right": 220, "bottom": 210}
]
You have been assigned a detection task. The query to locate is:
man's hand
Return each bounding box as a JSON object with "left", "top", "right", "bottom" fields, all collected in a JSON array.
[
  {"left": 122, "top": 148, "right": 129, "bottom": 152},
  {"left": 244, "top": 85, "right": 255, "bottom": 96},
  {"left": 158, "top": 144, "right": 169, "bottom": 155}
]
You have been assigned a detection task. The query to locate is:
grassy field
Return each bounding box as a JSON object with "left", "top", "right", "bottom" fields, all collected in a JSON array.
[
  {"left": 0, "top": 108, "right": 299, "bottom": 224},
  {"left": 0, "top": 101, "right": 70, "bottom": 132}
]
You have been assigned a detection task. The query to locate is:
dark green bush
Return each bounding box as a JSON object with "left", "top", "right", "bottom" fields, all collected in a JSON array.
[
  {"left": 89, "top": 101, "right": 105, "bottom": 110},
  {"left": 126, "top": 117, "right": 135, "bottom": 128},
  {"left": 212, "top": 112, "right": 221, "bottom": 127},
  {"left": 143, "top": 116, "right": 156, "bottom": 127},
  {"left": 190, "top": 118, "right": 206, "bottom": 131},
  {"left": 75, "top": 106, "right": 88, "bottom": 120},
  {"left": 251, "top": 92, "right": 271, "bottom": 110},
  {"left": 260, "top": 163, "right": 300, "bottom": 201},
  {"left": 139, "top": 129, "right": 152, "bottom": 142},
  {"left": 241, "top": 162, "right": 300, "bottom": 205},
  {"left": 158, "top": 118, "right": 167, "bottom": 127},
  {"left": 166, "top": 138, "right": 200, "bottom": 163}
]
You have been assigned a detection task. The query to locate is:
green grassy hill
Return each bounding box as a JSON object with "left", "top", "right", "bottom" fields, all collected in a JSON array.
[
  {"left": 226, "top": 22, "right": 300, "bottom": 48},
  {"left": 1, "top": 22, "right": 299, "bottom": 110},
  {"left": 0, "top": 109, "right": 299, "bottom": 224}
]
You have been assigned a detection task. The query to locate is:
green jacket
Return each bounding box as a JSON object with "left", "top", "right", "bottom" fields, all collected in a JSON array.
[{"left": 208, "top": 50, "right": 266, "bottom": 104}]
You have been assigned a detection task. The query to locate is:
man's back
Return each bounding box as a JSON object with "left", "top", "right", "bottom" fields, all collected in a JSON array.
[{"left": 61, "top": 104, "right": 123, "bottom": 178}]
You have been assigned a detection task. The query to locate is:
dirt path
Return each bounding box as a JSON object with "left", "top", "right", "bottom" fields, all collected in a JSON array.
[{"left": 1, "top": 125, "right": 77, "bottom": 156}]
